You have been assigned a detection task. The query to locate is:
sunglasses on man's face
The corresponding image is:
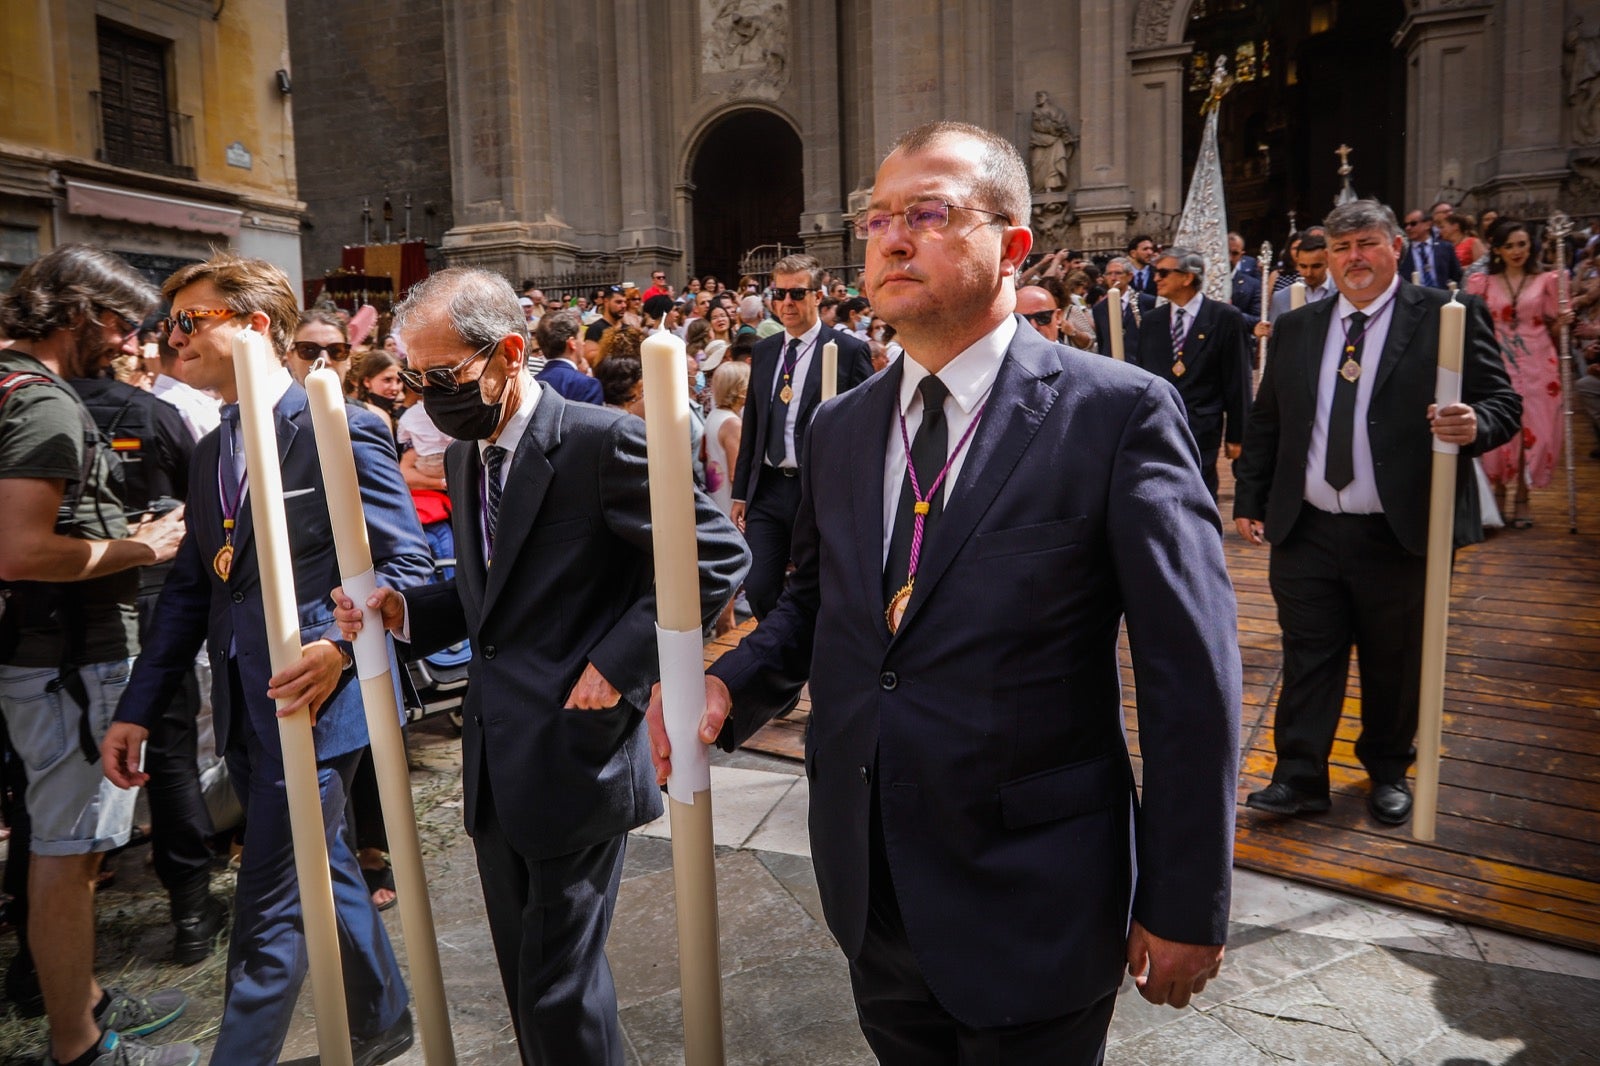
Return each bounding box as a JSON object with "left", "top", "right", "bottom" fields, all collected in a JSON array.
[
  {"left": 1153, "top": 268, "right": 1185, "bottom": 278},
  {"left": 292, "top": 340, "right": 351, "bottom": 361},
  {"left": 397, "top": 340, "right": 498, "bottom": 394},
  {"left": 164, "top": 307, "right": 237, "bottom": 335},
  {"left": 770, "top": 287, "right": 812, "bottom": 303},
  {"left": 1023, "top": 310, "right": 1059, "bottom": 326}
]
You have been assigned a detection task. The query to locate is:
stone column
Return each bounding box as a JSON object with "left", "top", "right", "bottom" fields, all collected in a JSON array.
[
  {"left": 614, "top": 0, "right": 680, "bottom": 275},
  {"left": 1394, "top": 4, "right": 1494, "bottom": 211},
  {"left": 796, "top": 0, "right": 847, "bottom": 269},
  {"left": 1487, "top": 0, "right": 1568, "bottom": 209},
  {"left": 1126, "top": 43, "right": 1192, "bottom": 240},
  {"left": 1074, "top": 0, "right": 1136, "bottom": 243}
]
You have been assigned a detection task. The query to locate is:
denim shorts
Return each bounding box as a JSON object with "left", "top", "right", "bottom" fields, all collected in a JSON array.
[{"left": 0, "top": 659, "right": 137, "bottom": 855}]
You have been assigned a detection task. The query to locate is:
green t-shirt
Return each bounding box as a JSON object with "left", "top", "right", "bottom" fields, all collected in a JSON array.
[{"left": 0, "top": 350, "right": 139, "bottom": 667}]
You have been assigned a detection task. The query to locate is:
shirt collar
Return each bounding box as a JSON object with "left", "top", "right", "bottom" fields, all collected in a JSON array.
[
  {"left": 1171, "top": 290, "right": 1205, "bottom": 314},
  {"left": 1334, "top": 274, "right": 1401, "bottom": 322},
  {"left": 898, "top": 315, "right": 1016, "bottom": 417},
  {"left": 479, "top": 372, "right": 541, "bottom": 459},
  {"left": 783, "top": 318, "right": 823, "bottom": 350}
]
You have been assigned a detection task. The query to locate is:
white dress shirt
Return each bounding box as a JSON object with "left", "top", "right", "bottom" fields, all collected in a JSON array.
[
  {"left": 881, "top": 315, "right": 1015, "bottom": 564},
  {"left": 1303, "top": 275, "right": 1401, "bottom": 515},
  {"left": 769, "top": 319, "right": 823, "bottom": 469},
  {"left": 223, "top": 366, "right": 293, "bottom": 489},
  {"left": 1168, "top": 291, "right": 1205, "bottom": 348},
  {"left": 153, "top": 372, "right": 222, "bottom": 441}
]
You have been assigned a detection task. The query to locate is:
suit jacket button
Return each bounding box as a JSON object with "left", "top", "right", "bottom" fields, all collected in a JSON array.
[
  {"left": 482, "top": 644, "right": 496, "bottom": 660},
  {"left": 231, "top": 591, "right": 244, "bottom": 604},
  {"left": 879, "top": 671, "right": 897, "bottom": 690},
  {"left": 859, "top": 765, "right": 871, "bottom": 784}
]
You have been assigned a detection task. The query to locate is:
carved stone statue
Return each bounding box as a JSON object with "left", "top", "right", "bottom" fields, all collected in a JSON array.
[
  {"left": 1030, "top": 200, "right": 1072, "bottom": 249},
  {"left": 1029, "top": 92, "right": 1078, "bottom": 193},
  {"left": 703, "top": 0, "right": 788, "bottom": 83},
  {"left": 1566, "top": 17, "right": 1600, "bottom": 144}
]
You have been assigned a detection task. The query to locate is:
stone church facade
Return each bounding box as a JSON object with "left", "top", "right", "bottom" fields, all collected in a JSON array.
[{"left": 288, "top": 0, "right": 1594, "bottom": 288}]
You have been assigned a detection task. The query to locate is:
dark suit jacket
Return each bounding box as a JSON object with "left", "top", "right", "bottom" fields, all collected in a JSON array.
[
  {"left": 1231, "top": 269, "right": 1263, "bottom": 328},
  {"left": 730, "top": 324, "right": 872, "bottom": 505},
  {"left": 405, "top": 389, "right": 749, "bottom": 861},
  {"left": 1130, "top": 264, "right": 1158, "bottom": 295},
  {"left": 1399, "top": 237, "right": 1463, "bottom": 289},
  {"left": 1233, "top": 282, "right": 1521, "bottom": 553},
  {"left": 536, "top": 358, "right": 604, "bottom": 405},
  {"left": 708, "top": 319, "right": 1241, "bottom": 1029},
  {"left": 1091, "top": 292, "right": 1157, "bottom": 357},
  {"left": 117, "top": 383, "right": 434, "bottom": 761},
  {"left": 1129, "top": 296, "right": 1253, "bottom": 450}
]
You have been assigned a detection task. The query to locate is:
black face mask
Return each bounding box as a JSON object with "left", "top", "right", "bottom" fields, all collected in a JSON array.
[{"left": 422, "top": 378, "right": 502, "bottom": 441}]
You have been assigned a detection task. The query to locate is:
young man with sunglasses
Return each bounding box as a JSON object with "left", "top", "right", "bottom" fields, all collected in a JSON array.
[
  {"left": 0, "top": 244, "right": 196, "bottom": 1066},
  {"left": 332, "top": 268, "right": 747, "bottom": 1063},
  {"left": 102, "top": 254, "right": 433, "bottom": 1066},
  {"left": 730, "top": 254, "right": 873, "bottom": 620}
]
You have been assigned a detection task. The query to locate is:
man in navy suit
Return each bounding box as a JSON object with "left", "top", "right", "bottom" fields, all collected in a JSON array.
[
  {"left": 103, "top": 255, "right": 433, "bottom": 1066},
  {"left": 1093, "top": 256, "right": 1157, "bottom": 357},
  {"left": 1400, "top": 210, "right": 1461, "bottom": 290},
  {"left": 1229, "top": 233, "right": 1264, "bottom": 329},
  {"left": 649, "top": 121, "right": 1240, "bottom": 1064},
  {"left": 534, "top": 310, "right": 606, "bottom": 405},
  {"left": 1127, "top": 233, "right": 1159, "bottom": 294},
  {"left": 730, "top": 254, "right": 872, "bottom": 619},
  {"left": 1129, "top": 247, "right": 1253, "bottom": 502}
]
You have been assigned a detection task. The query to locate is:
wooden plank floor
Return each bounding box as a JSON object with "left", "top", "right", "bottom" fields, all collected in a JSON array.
[{"left": 713, "top": 451, "right": 1600, "bottom": 953}]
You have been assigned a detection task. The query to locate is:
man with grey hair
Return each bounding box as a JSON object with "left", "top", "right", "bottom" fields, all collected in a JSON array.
[
  {"left": 736, "top": 293, "right": 765, "bottom": 337},
  {"left": 1130, "top": 245, "right": 1252, "bottom": 500},
  {"left": 652, "top": 120, "right": 1240, "bottom": 1063},
  {"left": 1093, "top": 256, "right": 1156, "bottom": 357},
  {"left": 333, "top": 268, "right": 748, "bottom": 1064},
  {"left": 1235, "top": 198, "right": 1520, "bottom": 826}
]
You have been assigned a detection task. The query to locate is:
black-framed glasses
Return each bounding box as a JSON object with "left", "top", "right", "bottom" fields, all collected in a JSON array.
[
  {"left": 292, "top": 340, "right": 351, "bottom": 361},
  {"left": 164, "top": 307, "right": 237, "bottom": 335},
  {"left": 1023, "top": 310, "right": 1059, "bottom": 326},
  {"left": 97, "top": 307, "right": 141, "bottom": 343},
  {"left": 398, "top": 340, "right": 498, "bottom": 393},
  {"left": 769, "top": 287, "right": 812, "bottom": 302},
  {"left": 1153, "top": 267, "right": 1184, "bottom": 278},
  {"left": 853, "top": 200, "right": 1011, "bottom": 241}
]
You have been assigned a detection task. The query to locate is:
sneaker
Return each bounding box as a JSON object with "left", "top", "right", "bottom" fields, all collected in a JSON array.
[
  {"left": 96, "top": 987, "right": 187, "bottom": 1039},
  {"left": 54, "top": 1030, "right": 200, "bottom": 1066}
]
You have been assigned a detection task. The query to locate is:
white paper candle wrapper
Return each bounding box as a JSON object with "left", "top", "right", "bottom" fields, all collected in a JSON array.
[
  {"left": 1432, "top": 366, "right": 1462, "bottom": 455},
  {"left": 657, "top": 624, "right": 712, "bottom": 804}
]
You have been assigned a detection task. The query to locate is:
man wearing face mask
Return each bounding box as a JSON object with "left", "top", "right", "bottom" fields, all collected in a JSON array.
[
  {"left": 331, "top": 268, "right": 748, "bottom": 1065},
  {"left": 102, "top": 253, "right": 433, "bottom": 1066}
]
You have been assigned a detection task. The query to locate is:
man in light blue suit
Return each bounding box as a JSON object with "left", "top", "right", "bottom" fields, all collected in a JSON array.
[{"left": 103, "top": 255, "right": 433, "bottom": 1066}]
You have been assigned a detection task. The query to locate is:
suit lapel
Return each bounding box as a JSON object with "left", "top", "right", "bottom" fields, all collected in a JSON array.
[
  {"left": 481, "top": 388, "right": 562, "bottom": 618},
  {"left": 1302, "top": 297, "right": 1340, "bottom": 407},
  {"left": 446, "top": 440, "right": 487, "bottom": 618},
  {"left": 1371, "top": 283, "right": 1427, "bottom": 400},
  {"left": 232, "top": 384, "right": 303, "bottom": 563},
  {"left": 851, "top": 358, "right": 901, "bottom": 638},
  {"left": 890, "top": 326, "right": 1058, "bottom": 645}
]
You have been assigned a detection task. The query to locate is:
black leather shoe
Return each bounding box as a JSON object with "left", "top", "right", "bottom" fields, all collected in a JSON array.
[
  {"left": 1245, "top": 781, "right": 1332, "bottom": 816},
  {"left": 353, "top": 1009, "right": 414, "bottom": 1066},
  {"left": 172, "top": 894, "right": 229, "bottom": 966},
  {"left": 1369, "top": 781, "right": 1413, "bottom": 825}
]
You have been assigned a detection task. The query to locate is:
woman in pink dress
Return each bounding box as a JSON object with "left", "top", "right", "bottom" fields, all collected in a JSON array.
[{"left": 1467, "top": 220, "right": 1571, "bottom": 527}]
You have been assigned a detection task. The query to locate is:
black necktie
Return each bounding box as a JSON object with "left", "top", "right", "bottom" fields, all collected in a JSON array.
[
  {"left": 483, "top": 444, "right": 507, "bottom": 551},
  {"left": 884, "top": 375, "right": 950, "bottom": 602},
  {"left": 765, "top": 338, "right": 801, "bottom": 466},
  {"left": 1324, "top": 310, "right": 1369, "bottom": 491}
]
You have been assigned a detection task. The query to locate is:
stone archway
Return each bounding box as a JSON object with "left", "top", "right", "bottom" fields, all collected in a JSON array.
[{"left": 687, "top": 109, "right": 804, "bottom": 283}]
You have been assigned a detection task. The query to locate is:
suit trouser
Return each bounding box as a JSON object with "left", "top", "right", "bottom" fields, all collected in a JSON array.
[
  {"left": 1267, "top": 507, "right": 1425, "bottom": 796},
  {"left": 472, "top": 758, "right": 627, "bottom": 1066},
  {"left": 135, "top": 591, "right": 215, "bottom": 907},
  {"left": 212, "top": 671, "right": 408, "bottom": 1066},
  {"left": 847, "top": 786, "right": 1116, "bottom": 1066},
  {"left": 743, "top": 470, "right": 803, "bottom": 620}
]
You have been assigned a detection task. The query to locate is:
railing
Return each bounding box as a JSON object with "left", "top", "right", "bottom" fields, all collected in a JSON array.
[
  {"left": 521, "top": 257, "right": 628, "bottom": 297},
  {"left": 90, "top": 91, "right": 196, "bottom": 180}
]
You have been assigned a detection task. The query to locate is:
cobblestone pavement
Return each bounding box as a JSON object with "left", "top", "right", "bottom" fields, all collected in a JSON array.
[{"left": 3, "top": 724, "right": 1596, "bottom": 1064}]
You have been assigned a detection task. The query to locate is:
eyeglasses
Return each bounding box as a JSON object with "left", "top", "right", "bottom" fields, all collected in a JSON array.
[
  {"left": 652, "top": 274, "right": 667, "bottom": 281},
  {"left": 98, "top": 308, "right": 140, "bottom": 343},
  {"left": 769, "top": 287, "right": 812, "bottom": 302},
  {"left": 292, "top": 340, "right": 351, "bottom": 361},
  {"left": 397, "top": 339, "right": 498, "bottom": 393},
  {"left": 1152, "top": 268, "right": 1185, "bottom": 278},
  {"left": 1023, "top": 310, "right": 1059, "bottom": 326},
  {"left": 853, "top": 200, "right": 1011, "bottom": 241},
  {"left": 164, "top": 307, "right": 236, "bottom": 335}
]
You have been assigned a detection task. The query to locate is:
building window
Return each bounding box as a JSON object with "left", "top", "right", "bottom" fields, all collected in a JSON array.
[
  {"left": 0, "top": 226, "right": 38, "bottom": 292},
  {"left": 94, "top": 22, "right": 194, "bottom": 179}
]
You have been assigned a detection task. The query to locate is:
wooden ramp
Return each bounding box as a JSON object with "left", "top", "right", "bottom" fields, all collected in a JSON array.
[{"left": 715, "top": 452, "right": 1600, "bottom": 953}]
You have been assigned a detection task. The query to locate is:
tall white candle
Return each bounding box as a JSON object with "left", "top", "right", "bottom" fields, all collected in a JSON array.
[
  {"left": 232, "top": 329, "right": 354, "bottom": 1065},
  {"left": 639, "top": 329, "right": 726, "bottom": 1064},
  {"left": 305, "top": 368, "right": 456, "bottom": 1064},
  {"left": 820, "top": 340, "right": 839, "bottom": 401},
  {"left": 1289, "top": 281, "right": 1307, "bottom": 310},
  {"left": 1106, "top": 286, "right": 1125, "bottom": 361}
]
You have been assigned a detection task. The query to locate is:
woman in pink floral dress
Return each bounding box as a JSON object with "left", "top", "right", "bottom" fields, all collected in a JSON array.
[{"left": 1467, "top": 220, "right": 1571, "bottom": 527}]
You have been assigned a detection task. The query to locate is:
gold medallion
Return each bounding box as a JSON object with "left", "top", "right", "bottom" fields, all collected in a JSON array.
[
  {"left": 1173, "top": 360, "right": 1186, "bottom": 378},
  {"left": 213, "top": 543, "right": 234, "bottom": 581},
  {"left": 1340, "top": 359, "right": 1362, "bottom": 383},
  {"left": 885, "top": 581, "right": 914, "bottom": 635},
  {"left": 780, "top": 384, "right": 794, "bottom": 404}
]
